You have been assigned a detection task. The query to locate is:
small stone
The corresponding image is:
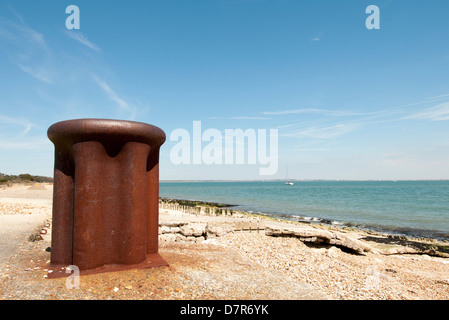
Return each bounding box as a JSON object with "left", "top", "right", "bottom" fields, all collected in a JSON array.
[
  {"left": 159, "top": 233, "right": 176, "bottom": 242},
  {"left": 175, "top": 234, "right": 187, "bottom": 242},
  {"left": 170, "top": 226, "right": 180, "bottom": 233},
  {"left": 160, "top": 226, "right": 171, "bottom": 234},
  {"left": 180, "top": 223, "right": 207, "bottom": 237},
  {"left": 327, "top": 246, "right": 341, "bottom": 258}
]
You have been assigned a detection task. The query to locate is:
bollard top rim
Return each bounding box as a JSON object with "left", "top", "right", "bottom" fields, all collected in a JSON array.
[{"left": 47, "top": 118, "right": 166, "bottom": 147}]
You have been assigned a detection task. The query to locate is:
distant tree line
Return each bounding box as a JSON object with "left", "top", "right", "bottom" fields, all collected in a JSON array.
[{"left": 0, "top": 172, "right": 53, "bottom": 183}]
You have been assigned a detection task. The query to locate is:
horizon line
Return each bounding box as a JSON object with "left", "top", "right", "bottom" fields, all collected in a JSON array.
[{"left": 160, "top": 179, "right": 449, "bottom": 182}]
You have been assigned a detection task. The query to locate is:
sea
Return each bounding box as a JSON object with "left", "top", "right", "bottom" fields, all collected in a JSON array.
[{"left": 160, "top": 180, "right": 449, "bottom": 241}]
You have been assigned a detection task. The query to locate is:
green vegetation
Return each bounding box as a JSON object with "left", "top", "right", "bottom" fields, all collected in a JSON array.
[
  {"left": 159, "top": 197, "right": 235, "bottom": 208},
  {"left": 18, "top": 173, "right": 35, "bottom": 181},
  {"left": 0, "top": 172, "right": 53, "bottom": 184}
]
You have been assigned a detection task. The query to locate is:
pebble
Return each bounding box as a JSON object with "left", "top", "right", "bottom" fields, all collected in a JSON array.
[
  {"left": 0, "top": 202, "right": 37, "bottom": 215},
  {"left": 216, "top": 232, "right": 449, "bottom": 300},
  {"left": 1, "top": 193, "right": 448, "bottom": 300}
]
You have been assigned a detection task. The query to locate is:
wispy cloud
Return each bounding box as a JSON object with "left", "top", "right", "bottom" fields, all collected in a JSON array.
[
  {"left": 0, "top": 8, "right": 53, "bottom": 84},
  {"left": 263, "top": 108, "right": 322, "bottom": 115},
  {"left": 0, "top": 138, "right": 50, "bottom": 150},
  {"left": 66, "top": 31, "right": 101, "bottom": 52},
  {"left": 0, "top": 114, "right": 35, "bottom": 135},
  {"left": 283, "top": 123, "right": 359, "bottom": 140},
  {"left": 263, "top": 108, "right": 376, "bottom": 117},
  {"left": 425, "top": 93, "right": 449, "bottom": 101},
  {"left": 261, "top": 107, "right": 379, "bottom": 142},
  {"left": 18, "top": 23, "right": 45, "bottom": 46},
  {"left": 1, "top": 7, "right": 46, "bottom": 48},
  {"left": 0, "top": 114, "right": 46, "bottom": 153},
  {"left": 3, "top": 7, "right": 46, "bottom": 47},
  {"left": 404, "top": 102, "right": 449, "bottom": 121},
  {"left": 276, "top": 123, "right": 296, "bottom": 129},
  {"left": 91, "top": 74, "right": 138, "bottom": 119},
  {"left": 18, "top": 64, "right": 53, "bottom": 84},
  {"left": 310, "top": 32, "right": 323, "bottom": 42},
  {"left": 209, "top": 115, "right": 271, "bottom": 120},
  {"left": 228, "top": 116, "right": 271, "bottom": 120}
]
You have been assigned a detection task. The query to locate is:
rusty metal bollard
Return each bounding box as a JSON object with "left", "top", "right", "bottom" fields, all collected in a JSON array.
[{"left": 47, "top": 119, "right": 168, "bottom": 277}]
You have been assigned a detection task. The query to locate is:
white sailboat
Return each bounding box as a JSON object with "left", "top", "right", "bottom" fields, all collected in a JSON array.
[{"left": 285, "top": 167, "right": 294, "bottom": 185}]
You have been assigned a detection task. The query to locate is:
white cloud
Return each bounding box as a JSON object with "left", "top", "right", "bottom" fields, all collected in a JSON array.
[
  {"left": 228, "top": 116, "right": 271, "bottom": 120},
  {"left": 66, "top": 31, "right": 101, "bottom": 52},
  {"left": 0, "top": 114, "right": 48, "bottom": 153},
  {"left": 283, "top": 123, "right": 358, "bottom": 140},
  {"left": 263, "top": 108, "right": 374, "bottom": 117},
  {"left": 18, "top": 64, "right": 53, "bottom": 84},
  {"left": 21, "top": 24, "right": 45, "bottom": 46},
  {"left": 0, "top": 26, "right": 17, "bottom": 41},
  {"left": 0, "top": 8, "right": 46, "bottom": 47},
  {"left": 0, "top": 138, "right": 50, "bottom": 150},
  {"left": 310, "top": 32, "right": 323, "bottom": 42},
  {"left": 209, "top": 115, "right": 271, "bottom": 120},
  {"left": 263, "top": 108, "right": 323, "bottom": 115},
  {"left": 276, "top": 123, "right": 296, "bottom": 129},
  {"left": 425, "top": 93, "right": 449, "bottom": 101},
  {"left": 91, "top": 74, "right": 138, "bottom": 119},
  {"left": 0, "top": 10, "right": 54, "bottom": 84},
  {"left": 405, "top": 102, "right": 449, "bottom": 121},
  {"left": 0, "top": 114, "right": 35, "bottom": 135},
  {"left": 296, "top": 147, "right": 332, "bottom": 152}
]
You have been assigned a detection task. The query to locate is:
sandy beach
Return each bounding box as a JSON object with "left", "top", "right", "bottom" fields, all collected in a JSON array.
[{"left": 0, "top": 183, "right": 448, "bottom": 300}]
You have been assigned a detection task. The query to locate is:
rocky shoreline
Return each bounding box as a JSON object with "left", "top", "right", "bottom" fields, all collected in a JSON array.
[
  {"left": 1, "top": 184, "right": 449, "bottom": 300},
  {"left": 159, "top": 197, "right": 449, "bottom": 258}
]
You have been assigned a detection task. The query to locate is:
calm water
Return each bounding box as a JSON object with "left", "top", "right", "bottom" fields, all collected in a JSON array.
[{"left": 159, "top": 180, "right": 449, "bottom": 240}]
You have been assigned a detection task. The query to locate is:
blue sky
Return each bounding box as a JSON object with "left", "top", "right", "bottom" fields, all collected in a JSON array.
[{"left": 1, "top": 0, "right": 449, "bottom": 180}]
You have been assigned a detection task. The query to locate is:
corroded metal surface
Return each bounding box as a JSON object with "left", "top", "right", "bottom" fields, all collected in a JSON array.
[{"left": 47, "top": 119, "right": 168, "bottom": 277}]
